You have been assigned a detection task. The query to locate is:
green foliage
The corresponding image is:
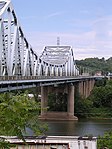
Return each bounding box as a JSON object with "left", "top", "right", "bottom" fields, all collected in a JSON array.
[
  {"left": 74, "top": 94, "right": 93, "bottom": 118},
  {"left": 98, "top": 131, "right": 112, "bottom": 149},
  {"left": 76, "top": 57, "right": 112, "bottom": 75},
  {"left": 90, "top": 86, "right": 106, "bottom": 107},
  {"left": 106, "top": 80, "right": 112, "bottom": 86},
  {"left": 0, "top": 137, "right": 15, "bottom": 149},
  {"left": 0, "top": 91, "right": 48, "bottom": 143},
  {"left": 95, "top": 78, "right": 107, "bottom": 87},
  {"left": 88, "top": 107, "right": 112, "bottom": 118},
  {"left": 75, "top": 80, "right": 112, "bottom": 119},
  {"left": 48, "top": 93, "right": 67, "bottom": 112},
  {"left": 90, "top": 80, "right": 112, "bottom": 108},
  {"left": 86, "top": 80, "right": 112, "bottom": 118}
]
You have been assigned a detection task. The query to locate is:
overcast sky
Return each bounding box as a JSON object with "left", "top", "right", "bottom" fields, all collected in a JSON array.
[{"left": 12, "top": 0, "right": 112, "bottom": 60}]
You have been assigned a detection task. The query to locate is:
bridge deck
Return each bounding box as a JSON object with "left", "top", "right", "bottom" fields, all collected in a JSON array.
[{"left": 0, "top": 76, "right": 100, "bottom": 92}]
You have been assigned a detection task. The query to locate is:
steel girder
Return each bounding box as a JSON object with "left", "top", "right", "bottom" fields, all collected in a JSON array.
[
  {"left": 39, "top": 46, "right": 79, "bottom": 77},
  {"left": 0, "top": 0, "right": 38, "bottom": 76}
]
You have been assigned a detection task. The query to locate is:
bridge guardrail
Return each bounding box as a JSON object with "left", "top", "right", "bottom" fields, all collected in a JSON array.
[
  {"left": 0, "top": 75, "right": 99, "bottom": 82},
  {"left": 0, "top": 76, "right": 77, "bottom": 81}
]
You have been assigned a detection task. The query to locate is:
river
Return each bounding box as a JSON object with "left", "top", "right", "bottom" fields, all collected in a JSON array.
[{"left": 44, "top": 119, "right": 112, "bottom": 137}]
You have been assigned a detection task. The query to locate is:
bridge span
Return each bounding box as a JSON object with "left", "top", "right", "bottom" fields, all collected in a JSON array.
[
  {"left": 0, "top": 75, "right": 98, "bottom": 92},
  {"left": 0, "top": 0, "right": 103, "bottom": 120}
]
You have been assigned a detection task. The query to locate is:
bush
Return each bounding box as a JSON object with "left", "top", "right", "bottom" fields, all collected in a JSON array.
[
  {"left": 98, "top": 131, "right": 112, "bottom": 149},
  {"left": 74, "top": 95, "right": 93, "bottom": 118}
]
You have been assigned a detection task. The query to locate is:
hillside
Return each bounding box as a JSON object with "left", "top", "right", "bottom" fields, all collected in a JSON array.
[{"left": 75, "top": 57, "right": 112, "bottom": 75}]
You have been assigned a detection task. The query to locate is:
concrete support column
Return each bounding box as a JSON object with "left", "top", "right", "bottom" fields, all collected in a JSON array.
[
  {"left": 86, "top": 80, "right": 90, "bottom": 97},
  {"left": 92, "top": 79, "right": 95, "bottom": 89},
  {"left": 89, "top": 80, "right": 92, "bottom": 92},
  {"left": 85, "top": 80, "right": 90, "bottom": 98},
  {"left": 83, "top": 81, "right": 88, "bottom": 98},
  {"left": 78, "top": 81, "right": 83, "bottom": 96},
  {"left": 85, "top": 81, "right": 88, "bottom": 98},
  {"left": 87, "top": 80, "right": 92, "bottom": 97},
  {"left": 83, "top": 81, "right": 86, "bottom": 97},
  {"left": 89, "top": 79, "right": 95, "bottom": 92},
  {"left": 41, "top": 86, "right": 48, "bottom": 115},
  {"left": 79, "top": 81, "right": 90, "bottom": 98},
  {"left": 67, "top": 84, "right": 74, "bottom": 117},
  {"left": 85, "top": 79, "right": 95, "bottom": 98}
]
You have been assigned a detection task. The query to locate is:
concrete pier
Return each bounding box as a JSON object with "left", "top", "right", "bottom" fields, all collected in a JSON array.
[
  {"left": 40, "top": 84, "right": 78, "bottom": 120},
  {"left": 39, "top": 79, "right": 95, "bottom": 120}
]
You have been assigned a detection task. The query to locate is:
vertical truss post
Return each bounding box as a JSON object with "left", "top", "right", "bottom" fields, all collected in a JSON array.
[
  {"left": 1, "top": 20, "right": 8, "bottom": 75},
  {"left": 45, "top": 64, "right": 48, "bottom": 76},
  {"left": 7, "top": 8, "right": 11, "bottom": 76},
  {"left": 0, "top": 19, "right": 3, "bottom": 76},
  {"left": 23, "top": 48, "right": 28, "bottom": 76},
  {"left": 31, "top": 52, "right": 34, "bottom": 76},
  {"left": 56, "top": 66, "right": 59, "bottom": 76},
  {"left": 28, "top": 47, "right": 32, "bottom": 76}
]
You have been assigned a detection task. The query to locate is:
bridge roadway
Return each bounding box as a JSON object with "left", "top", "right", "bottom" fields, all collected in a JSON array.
[{"left": 0, "top": 75, "right": 102, "bottom": 92}]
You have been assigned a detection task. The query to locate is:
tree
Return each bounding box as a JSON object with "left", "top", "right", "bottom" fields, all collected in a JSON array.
[
  {"left": 0, "top": 91, "right": 48, "bottom": 148},
  {"left": 90, "top": 80, "right": 112, "bottom": 108},
  {"left": 74, "top": 94, "right": 93, "bottom": 118},
  {"left": 98, "top": 131, "right": 112, "bottom": 149},
  {"left": 0, "top": 137, "right": 14, "bottom": 149},
  {"left": 48, "top": 93, "right": 67, "bottom": 112}
]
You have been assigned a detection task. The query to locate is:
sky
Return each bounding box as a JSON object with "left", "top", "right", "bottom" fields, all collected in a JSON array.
[{"left": 11, "top": 0, "right": 112, "bottom": 60}]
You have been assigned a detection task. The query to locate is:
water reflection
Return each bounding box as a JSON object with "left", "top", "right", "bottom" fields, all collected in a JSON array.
[{"left": 45, "top": 119, "right": 112, "bottom": 136}]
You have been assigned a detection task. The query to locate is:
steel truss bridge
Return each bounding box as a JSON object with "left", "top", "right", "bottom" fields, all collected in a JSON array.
[
  {"left": 0, "top": 0, "right": 79, "bottom": 78},
  {"left": 0, "top": 0, "right": 101, "bottom": 92}
]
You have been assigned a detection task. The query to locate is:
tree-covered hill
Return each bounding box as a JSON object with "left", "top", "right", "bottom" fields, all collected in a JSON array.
[{"left": 75, "top": 57, "right": 112, "bottom": 75}]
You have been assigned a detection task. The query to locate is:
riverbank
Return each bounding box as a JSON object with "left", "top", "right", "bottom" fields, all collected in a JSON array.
[{"left": 81, "top": 107, "right": 112, "bottom": 120}]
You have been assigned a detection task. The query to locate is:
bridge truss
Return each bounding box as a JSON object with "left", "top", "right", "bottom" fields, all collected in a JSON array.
[
  {"left": 0, "top": 0, "right": 79, "bottom": 77},
  {"left": 39, "top": 46, "right": 79, "bottom": 76},
  {"left": 0, "top": 0, "right": 39, "bottom": 76}
]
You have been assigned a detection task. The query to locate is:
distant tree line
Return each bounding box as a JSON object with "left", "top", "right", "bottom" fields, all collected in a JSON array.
[{"left": 76, "top": 57, "right": 112, "bottom": 75}]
